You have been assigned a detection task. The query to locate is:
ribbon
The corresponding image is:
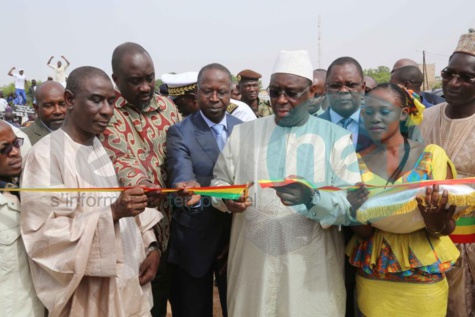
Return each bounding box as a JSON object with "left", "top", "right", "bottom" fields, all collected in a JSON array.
[
  {"left": 259, "top": 177, "right": 475, "bottom": 192},
  {"left": 2, "top": 184, "right": 250, "bottom": 200}
]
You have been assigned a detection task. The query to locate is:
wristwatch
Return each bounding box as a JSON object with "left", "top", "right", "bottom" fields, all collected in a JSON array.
[{"left": 147, "top": 243, "right": 160, "bottom": 255}]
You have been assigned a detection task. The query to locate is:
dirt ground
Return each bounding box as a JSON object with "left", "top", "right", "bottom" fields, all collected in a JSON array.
[{"left": 166, "top": 286, "right": 223, "bottom": 317}]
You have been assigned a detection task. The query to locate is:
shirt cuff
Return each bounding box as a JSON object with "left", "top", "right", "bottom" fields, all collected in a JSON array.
[{"left": 143, "top": 229, "right": 159, "bottom": 254}]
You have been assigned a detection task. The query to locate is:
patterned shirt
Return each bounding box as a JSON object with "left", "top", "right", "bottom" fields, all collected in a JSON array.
[{"left": 100, "top": 91, "right": 182, "bottom": 254}]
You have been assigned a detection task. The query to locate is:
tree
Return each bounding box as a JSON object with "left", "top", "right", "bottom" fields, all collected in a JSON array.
[
  {"left": 154, "top": 79, "right": 163, "bottom": 92},
  {"left": 363, "top": 66, "right": 391, "bottom": 84},
  {"left": 469, "top": 28, "right": 475, "bottom": 33}
]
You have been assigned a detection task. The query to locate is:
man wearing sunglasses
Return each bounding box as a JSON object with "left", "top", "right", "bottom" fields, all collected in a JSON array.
[
  {"left": 0, "top": 121, "right": 44, "bottom": 316},
  {"left": 211, "top": 50, "right": 360, "bottom": 316},
  {"left": 420, "top": 32, "right": 475, "bottom": 317}
]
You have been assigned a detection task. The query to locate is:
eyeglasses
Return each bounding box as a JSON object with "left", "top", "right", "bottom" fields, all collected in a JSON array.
[
  {"left": 0, "top": 137, "right": 23, "bottom": 155},
  {"left": 326, "top": 82, "right": 363, "bottom": 92},
  {"left": 197, "top": 86, "right": 230, "bottom": 99},
  {"left": 267, "top": 86, "right": 310, "bottom": 100},
  {"left": 441, "top": 68, "right": 475, "bottom": 84}
]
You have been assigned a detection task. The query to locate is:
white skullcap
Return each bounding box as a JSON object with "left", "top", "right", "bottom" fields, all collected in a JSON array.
[{"left": 272, "top": 50, "right": 313, "bottom": 82}]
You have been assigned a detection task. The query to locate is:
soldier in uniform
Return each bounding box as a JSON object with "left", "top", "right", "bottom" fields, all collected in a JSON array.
[{"left": 236, "top": 69, "right": 273, "bottom": 117}]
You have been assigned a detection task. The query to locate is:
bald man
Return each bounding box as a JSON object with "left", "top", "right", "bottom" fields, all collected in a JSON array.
[
  {"left": 391, "top": 58, "right": 418, "bottom": 73},
  {"left": 364, "top": 76, "right": 377, "bottom": 94},
  {"left": 309, "top": 69, "right": 327, "bottom": 115},
  {"left": 22, "top": 81, "right": 66, "bottom": 145},
  {"left": 21, "top": 66, "right": 161, "bottom": 316}
]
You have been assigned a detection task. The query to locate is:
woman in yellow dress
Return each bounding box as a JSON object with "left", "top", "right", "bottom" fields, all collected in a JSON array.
[{"left": 346, "top": 83, "right": 460, "bottom": 316}]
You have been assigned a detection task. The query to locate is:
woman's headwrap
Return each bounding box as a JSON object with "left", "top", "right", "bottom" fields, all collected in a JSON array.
[{"left": 398, "top": 85, "right": 425, "bottom": 126}]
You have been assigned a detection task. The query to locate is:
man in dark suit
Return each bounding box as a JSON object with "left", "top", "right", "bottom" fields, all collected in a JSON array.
[
  {"left": 166, "top": 63, "right": 242, "bottom": 317},
  {"left": 22, "top": 81, "right": 65, "bottom": 145},
  {"left": 318, "top": 56, "right": 370, "bottom": 317},
  {"left": 318, "top": 56, "right": 372, "bottom": 153}
]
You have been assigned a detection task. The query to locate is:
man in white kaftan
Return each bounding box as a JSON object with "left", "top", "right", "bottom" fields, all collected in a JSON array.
[
  {"left": 20, "top": 67, "right": 162, "bottom": 317},
  {"left": 211, "top": 51, "right": 361, "bottom": 316}
]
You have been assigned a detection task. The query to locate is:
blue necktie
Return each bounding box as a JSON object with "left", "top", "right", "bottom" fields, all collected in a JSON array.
[
  {"left": 211, "top": 124, "right": 226, "bottom": 150},
  {"left": 339, "top": 117, "right": 352, "bottom": 129}
]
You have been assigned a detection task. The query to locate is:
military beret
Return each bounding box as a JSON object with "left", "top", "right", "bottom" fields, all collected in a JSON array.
[{"left": 236, "top": 69, "right": 262, "bottom": 82}]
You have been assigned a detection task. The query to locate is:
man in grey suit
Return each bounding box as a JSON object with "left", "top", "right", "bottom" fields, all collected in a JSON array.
[
  {"left": 22, "top": 81, "right": 66, "bottom": 145},
  {"left": 166, "top": 63, "right": 242, "bottom": 317}
]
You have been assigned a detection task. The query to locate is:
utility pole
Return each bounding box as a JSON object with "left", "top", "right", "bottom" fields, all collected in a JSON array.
[{"left": 422, "top": 50, "right": 428, "bottom": 91}]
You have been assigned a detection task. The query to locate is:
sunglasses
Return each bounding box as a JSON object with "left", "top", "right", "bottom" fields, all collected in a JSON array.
[
  {"left": 326, "top": 82, "right": 363, "bottom": 92},
  {"left": 267, "top": 86, "right": 310, "bottom": 100},
  {"left": 0, "top": 137, "right": 24, "bottom": 155},
  {"left": 441, "top": 68, "right": 475, "bottom": 84}
]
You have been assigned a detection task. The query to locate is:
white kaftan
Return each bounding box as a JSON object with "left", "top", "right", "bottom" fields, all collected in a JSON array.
[
  {"left": 20, "top": 129, "right": 162, "bottom": 317},
  {"left": 211, "top": 116, "right": 361, "bottom": 316}
]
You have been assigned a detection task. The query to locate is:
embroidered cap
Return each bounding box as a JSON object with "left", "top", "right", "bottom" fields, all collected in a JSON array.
[
  {"left": 454, "top": 33, "right": 475, "bottom": 57},
  {"left": 272, "top": 50, "right": 313, "bottom": 82}
]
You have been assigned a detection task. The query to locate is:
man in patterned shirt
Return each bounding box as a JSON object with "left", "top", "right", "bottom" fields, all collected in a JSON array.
[{"left": 100, "top": 42, "right": 181, "bottom": 317}]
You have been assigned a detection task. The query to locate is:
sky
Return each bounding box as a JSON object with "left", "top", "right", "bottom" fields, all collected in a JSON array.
[{"left": 1, "top": 0, "right": 474, "bottom": 87}]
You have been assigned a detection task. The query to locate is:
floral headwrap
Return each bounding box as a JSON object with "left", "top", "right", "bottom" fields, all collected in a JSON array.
[{"left": 398, "top": 85, "right": 425, "bottom": 126}]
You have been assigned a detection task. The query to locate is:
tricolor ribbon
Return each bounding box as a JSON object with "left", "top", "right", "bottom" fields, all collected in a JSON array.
[
  {"left": 259, "top": 177, "right": 475, "bottom": 192},
  {"left": 2, "top": 184, "right": 250, "bottom": 200}
]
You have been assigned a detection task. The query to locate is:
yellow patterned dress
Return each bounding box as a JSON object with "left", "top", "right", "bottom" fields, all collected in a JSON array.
[{"left": 346, "top": 144, "right": 460, "bottom": 316}]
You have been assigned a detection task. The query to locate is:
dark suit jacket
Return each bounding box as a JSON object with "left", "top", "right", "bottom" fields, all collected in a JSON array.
[
  {"left": 318, "top": 109, "right": 372, "bottom": 152},
  {"left": 21, "top": 118, "right": 50, "bottom": 146},
  {"left": 166, "top": 112, "right": 242, "bottom": 278}
]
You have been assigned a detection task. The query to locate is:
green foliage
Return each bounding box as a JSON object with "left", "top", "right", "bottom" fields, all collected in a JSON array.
[
  {"left": 469, "top": 28, "right": 475, "bottom": 33},
  {"left": 1, "top": 83, "right": 16, "bottom": 96},
  {"left": 1, "top": 80, "right": 40, "bottom": 107},
  {"left": 432, "top": 80, "right": 442, "bottom": 89},
  {"left": 155, "top": 79, "right": 163, "bottom": 91},
  {"left": 363, "top": 66, "right": 391, "bottom": 84}
]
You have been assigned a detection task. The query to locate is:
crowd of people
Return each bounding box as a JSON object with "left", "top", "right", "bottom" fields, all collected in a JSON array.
[{"left": 0, "top": 32, "right": 474, "bottom": 317}]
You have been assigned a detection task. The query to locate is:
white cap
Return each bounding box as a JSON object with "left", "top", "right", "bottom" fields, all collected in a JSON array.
[
  {"left": 161, "top": 72, "right": 198, "bottom": 99},
  {"left": 271, "top": 50, "right": 313, "bottom": 82},
  {"left": 161, "top": 72, "right": 197, "bottom": 88}
]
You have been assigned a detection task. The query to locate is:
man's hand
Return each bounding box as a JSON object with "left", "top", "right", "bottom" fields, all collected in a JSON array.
[
  {"left": 111, "top": 187, "right": 148, "bottom": 222},
  {"left": 139, "top": 180, "right": 165, "bottom": 208},
  {"left": 274, "top": 182, "right": 315, "bottom": 206},
  {"left": 175, "top": 180, "right": 201, "bottom": 206},
  {"left": 347, "top": 182, "right": 369, "bottom": 211},
  {"left": 416, "top": 184, "right": 456, "bottom": 235},
  {"left": 139, "top": 249, "right": 160, "bottom": 285},
  {"left": 224, "top": 195, "right": 252, "bottom": 213}
]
